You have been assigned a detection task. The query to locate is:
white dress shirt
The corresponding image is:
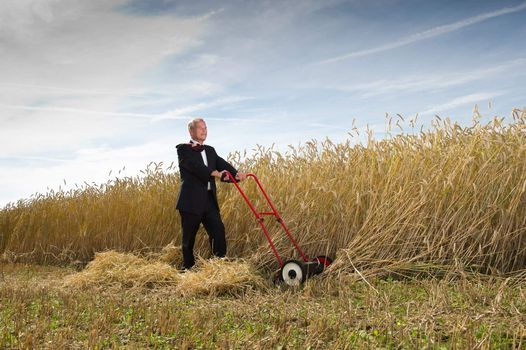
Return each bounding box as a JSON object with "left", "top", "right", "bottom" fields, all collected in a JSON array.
[{"left": 191, "top": 139, "right": 211, "bottom": 190}]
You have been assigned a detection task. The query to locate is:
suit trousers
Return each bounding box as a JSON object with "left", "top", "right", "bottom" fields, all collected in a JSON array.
[{"left": 179, "top": 191, "right": 226, "bottom": 269}]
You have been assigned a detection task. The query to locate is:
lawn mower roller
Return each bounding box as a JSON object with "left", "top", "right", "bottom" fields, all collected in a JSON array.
[{"left": 221, "top": 171, "right": 333, "bottom": 286}]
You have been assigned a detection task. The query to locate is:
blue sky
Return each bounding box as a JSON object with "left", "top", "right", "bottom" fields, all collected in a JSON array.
[{"left": 1, "top": 0, "right": 525, "bottom": 207}]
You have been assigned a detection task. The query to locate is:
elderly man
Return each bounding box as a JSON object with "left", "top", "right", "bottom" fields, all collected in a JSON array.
[{"left": 176, "top": 118, "right": 247, "bottom": 270}]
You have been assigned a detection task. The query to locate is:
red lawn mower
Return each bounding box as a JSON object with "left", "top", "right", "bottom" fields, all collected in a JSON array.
[{"left": 221, "top": 171, "right": 333, "bottom": 286}]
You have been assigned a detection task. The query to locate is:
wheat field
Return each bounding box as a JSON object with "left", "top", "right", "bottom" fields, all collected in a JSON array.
[
  {"left": 1, "top": 109, "right": 526, "bottom": 278},
  {"left": 2, "top": 109, "right": 526, "bottom": 348}
]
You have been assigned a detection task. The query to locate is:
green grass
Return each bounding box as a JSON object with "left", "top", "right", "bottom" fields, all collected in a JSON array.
[{"left": 1, "top": 264, "right": 524, "bottom": 349}]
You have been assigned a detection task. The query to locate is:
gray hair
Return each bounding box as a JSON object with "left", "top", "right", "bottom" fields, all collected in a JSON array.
[{"left": 188, "top": 118, "right": 205, "bottom": 131}]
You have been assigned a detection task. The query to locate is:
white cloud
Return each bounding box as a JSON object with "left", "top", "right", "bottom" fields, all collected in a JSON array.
[
  {"left": 0, "top": 0, "right": 209, "bottom": 156},
  {"left": 0, "top": 0, "right": 222, "bottom": 205},
  {"left": 0, "top": 103, "right": 160, "bottom": 119},
  {"left": 0, "top": 114, "right": 278, "bottom": 207},
  {"left": 1, "top": 0, "right": 524, "bottom": 207},
  {"left": 315, "top": 2, "right": 526, "bottom": 65},
  {"left": 421, "top": 92, "right": 505, "bottom": 116},
  {"left": 0, "top": 137, "right": 180, "bottom": 207},
  {"left": 153, "top": 96, "right": 254, "bottom": 121},
  {"left": 324, "top": 58, "right": 526, "bottom": 98}
]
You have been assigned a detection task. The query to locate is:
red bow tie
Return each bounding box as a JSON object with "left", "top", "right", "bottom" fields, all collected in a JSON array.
[{"left": 190, "top": 142, "right": 204, "bottom": 152}]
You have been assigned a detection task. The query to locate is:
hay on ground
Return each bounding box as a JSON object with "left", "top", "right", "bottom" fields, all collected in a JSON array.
[
  {"left": 175, "top": 257, "right": 266, "bottom": 297},
  {"left": 63, "top": 251, "right": 179, "bottom": 290},
  {"left": 63, "top": 251, "right": 265, "bottom": 296},
  {"left": 156, "top": 242, "right": 183, "bottom": 267}
]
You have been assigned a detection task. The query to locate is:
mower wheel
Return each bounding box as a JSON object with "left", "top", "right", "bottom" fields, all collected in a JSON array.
[{"left": 280, "top": 260, "right": 306, "bottom": 286}]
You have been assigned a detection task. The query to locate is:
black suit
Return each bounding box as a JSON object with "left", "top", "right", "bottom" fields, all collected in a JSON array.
[{"left": 176, "top": 142, "right": 237, "bottom": 269}]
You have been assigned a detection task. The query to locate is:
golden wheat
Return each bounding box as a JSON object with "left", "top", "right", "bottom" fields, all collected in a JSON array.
[{"left": 2, "top": 109, "right": 526, "bottom": 277}]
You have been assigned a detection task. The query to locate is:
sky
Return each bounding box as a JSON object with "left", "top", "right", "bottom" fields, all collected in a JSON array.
[{"left": 1, "top": 0, "right": 525, "bottom": 207}]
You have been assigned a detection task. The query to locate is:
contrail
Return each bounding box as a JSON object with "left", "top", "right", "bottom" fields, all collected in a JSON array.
[
  {"left": 421, "top": 91, "right": 505, "bottom": 115},
  {"left": 316, "top": 2, "right": 526, "bottom": 65},
  {"left": 0, "top": 103, "right": 184, "bottom": 120},
  {"left": 0, "top": 155, "right": 69, "bottom": 163},
  {"left": 0, "top": 96, "right": 266, "bottom": 123},
  {"left": 0, "top": 83, "right": 148, "bottom": 98}
]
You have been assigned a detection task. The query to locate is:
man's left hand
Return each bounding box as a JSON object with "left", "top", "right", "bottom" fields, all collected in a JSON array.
[{"left": 235, "top": 173, "right": 248, "bottom": 182}]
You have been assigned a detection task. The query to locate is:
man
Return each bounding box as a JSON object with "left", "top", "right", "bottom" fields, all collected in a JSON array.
[{"left": 176, "top": 118, "right": 247, "bottom": 270}]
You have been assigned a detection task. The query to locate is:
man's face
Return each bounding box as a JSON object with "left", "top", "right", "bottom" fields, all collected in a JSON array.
[{"left": 190, "top": 121, "right": 207, "bottom": 143}]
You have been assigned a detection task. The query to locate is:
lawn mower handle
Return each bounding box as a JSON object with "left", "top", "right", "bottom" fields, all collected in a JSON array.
[{"left": 219, "top": 170, "right": 309, "bottom": 267}]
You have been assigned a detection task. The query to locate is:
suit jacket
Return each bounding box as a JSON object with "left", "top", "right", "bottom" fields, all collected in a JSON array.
[{"left": 176, "top": 143, "right": 238, "bottom": 215}]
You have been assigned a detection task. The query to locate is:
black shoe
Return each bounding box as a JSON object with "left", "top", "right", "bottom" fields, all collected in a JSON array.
[{"left": 179, "top": 265, "right": 193, "bottom": 273}]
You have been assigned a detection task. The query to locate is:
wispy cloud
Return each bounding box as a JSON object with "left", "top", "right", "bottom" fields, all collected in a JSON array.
[
  {"left": 0, "top": 103, "right": 170, "bottom": 119},
  {"left": 324, "top": 58, "right": 526, "bottom": 97},
  {"left": 0, "top": 155, "right": 69, "bottom": 163},
  {"left": 0, "top": 95, "right": 255, "bottom": 122},
  {"left": 421, "top": 92, "right": 505, "bottom": 116},
  {"left": 0, "top": 138, "right": 178, "bottom": 206},
  {"left": 316, "top": 2, "right": 526, "bottom": 65},
  {"left": 0, "top": 82, "right": 155, "bottom": 99},
  {"left": 0, "top": 0, "right": 212, "bottom": 157},
  {"left": 153, "top": 96, "right": 254, "bottom": 121},
  {"left": 2, "top": 0, "right": 525, "bottom": 207}
]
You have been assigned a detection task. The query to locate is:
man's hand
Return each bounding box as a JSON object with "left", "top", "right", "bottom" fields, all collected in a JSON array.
[
  {"left": 211, "top": 170, "right": 247, "bottom": 182},
  {"left": 211, "top": 170, "right": 226, "bottom": 178},
  {"left": 235, "top": 172, "right": 248, "bottom": 182}
]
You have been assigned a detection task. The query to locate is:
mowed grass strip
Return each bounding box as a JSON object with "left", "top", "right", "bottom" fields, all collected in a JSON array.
[{"left": 1, "top": 264, "right": 525, "bottom": 349}]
